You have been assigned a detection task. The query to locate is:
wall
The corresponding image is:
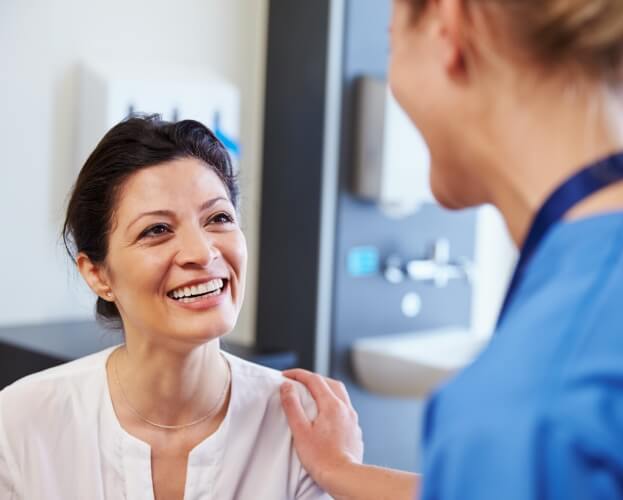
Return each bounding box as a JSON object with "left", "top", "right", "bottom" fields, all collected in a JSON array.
[
  {"left": 472, "top": 205, "right": 517, "bottom": 336},
  {"left": 0, "top": 0, "right": 267, "bottom": 344}
]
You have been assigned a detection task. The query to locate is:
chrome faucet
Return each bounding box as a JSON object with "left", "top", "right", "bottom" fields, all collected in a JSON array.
[{"left": 383, "top": 238, "right": 473, "bottom": 287}]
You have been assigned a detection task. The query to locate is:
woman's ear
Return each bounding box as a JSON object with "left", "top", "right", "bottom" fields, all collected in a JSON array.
[
  {"left": 76, "top": 253, "right": 114, "bottom": 302},
  {"left": 435, "top": 0, "right": 469, "bottom": 77}
]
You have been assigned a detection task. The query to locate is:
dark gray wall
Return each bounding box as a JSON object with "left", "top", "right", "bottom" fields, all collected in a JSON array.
[
  {"left": 257, "top": 0, "right": 477, "bottom": 472},
  {"left": 255, "top": 0, "right": 331, "bottom": 369}
]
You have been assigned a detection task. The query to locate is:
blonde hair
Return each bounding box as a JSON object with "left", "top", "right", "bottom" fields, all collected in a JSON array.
[{"left": 407, "top": 0, "right": 623, "bottom": 82}]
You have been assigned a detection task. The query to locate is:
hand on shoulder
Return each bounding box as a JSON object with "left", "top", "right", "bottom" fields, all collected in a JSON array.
[{"left": 280, "top": 369, "right": 364, "bottom": 494}]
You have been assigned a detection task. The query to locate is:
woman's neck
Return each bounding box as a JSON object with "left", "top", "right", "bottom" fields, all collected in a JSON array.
[
  {"left": 478, "top": 80, "right": 623, "bottom": 247},
  {"left": 112, "top": 337, "right": 229, "bottom": 427}
]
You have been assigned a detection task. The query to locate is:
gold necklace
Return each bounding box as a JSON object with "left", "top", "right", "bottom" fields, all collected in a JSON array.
[{"left": 113, "top": 347, "right": 231, "bottom": 430}]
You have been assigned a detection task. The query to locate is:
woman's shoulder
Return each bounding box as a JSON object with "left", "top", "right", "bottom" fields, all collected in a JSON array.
[
  {"left": 223, "top": 350, "right": 288, "bottom": 388},
  {"left": 220, "top": 352, "right": 325, "bottom": 498},
  {"left": 0, "top": 347, "right": 114, "bottom": 427},
  {"left": 223, "top": 351, "right": 318, "bottom": 420}
]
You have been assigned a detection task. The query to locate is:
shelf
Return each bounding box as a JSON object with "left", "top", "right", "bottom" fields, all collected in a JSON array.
[{"left": 0, "top": 321, "right": 297, "bottom": 389}]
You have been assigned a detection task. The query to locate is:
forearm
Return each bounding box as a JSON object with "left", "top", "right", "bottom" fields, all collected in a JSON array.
[{"left": 323, "top": 463, "right": 420, "bottom": 500}]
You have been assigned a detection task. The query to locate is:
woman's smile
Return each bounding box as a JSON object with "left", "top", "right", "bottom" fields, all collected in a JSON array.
[{"left": 166, "top": 277, "right": 230, "bottom": 310}]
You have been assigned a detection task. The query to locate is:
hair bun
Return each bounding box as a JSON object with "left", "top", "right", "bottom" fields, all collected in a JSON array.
[{"left": 525, "top": 0, "right": 623, "bottom": 80}]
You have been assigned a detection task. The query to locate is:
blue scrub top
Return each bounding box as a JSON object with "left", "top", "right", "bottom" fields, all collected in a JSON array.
[{"left": 421, "top": 212, "right": 623, "bottom": 499}]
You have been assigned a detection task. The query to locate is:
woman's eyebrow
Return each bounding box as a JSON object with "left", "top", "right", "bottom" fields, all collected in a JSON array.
[
  {"left": 198, "top": 196, "right": 230, "bottom": 212},
  {"left": 126, "top": 197, "right": 230, "bottom": 232}
]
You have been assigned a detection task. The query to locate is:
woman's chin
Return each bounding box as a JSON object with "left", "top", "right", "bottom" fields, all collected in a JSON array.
[
  {"left": 174, "top": 328, "right": 231, "bottom": 346},
  {"left": 430, "top": 171, "right": 481, "bottom": 211},
  {"left": 163, "top": 293, "right": 240, "bottom": 336},
  {"left": 431, "top": 183, "right": 465, "bottom": 210},
  {"left": 162, "top": 315, "right": 238, "bottom": 345}
]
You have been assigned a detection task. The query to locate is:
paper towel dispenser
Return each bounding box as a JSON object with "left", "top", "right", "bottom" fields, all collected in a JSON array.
[
  {"left": 76, "top": 61, "right": 241, "bottom": 173},
  {"left": 353, "top": 77, "right": 433, "bottom": 217}
]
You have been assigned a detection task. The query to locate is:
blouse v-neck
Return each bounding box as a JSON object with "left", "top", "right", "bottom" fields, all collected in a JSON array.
[{"left": 100, "top": 346, "right": 232, "bottom": 500}]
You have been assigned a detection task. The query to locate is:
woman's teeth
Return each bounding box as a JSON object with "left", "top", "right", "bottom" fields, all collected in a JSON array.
[{"left": 169, "top": 279, "right": 224, "bottom": 301}]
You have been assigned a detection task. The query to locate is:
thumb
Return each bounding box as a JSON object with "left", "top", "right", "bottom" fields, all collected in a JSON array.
[{"left": 280, "top": 381, "right": 311, "bottom": 437}]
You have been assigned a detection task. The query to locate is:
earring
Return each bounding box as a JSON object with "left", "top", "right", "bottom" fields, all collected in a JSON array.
[{"left": 106, "top": 291, "right": 113, "bottom": 300}]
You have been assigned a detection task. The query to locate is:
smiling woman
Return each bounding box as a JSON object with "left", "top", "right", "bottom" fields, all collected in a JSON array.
[
  {"left": 0, "top": 116, "right": 329, "bottom": 500},
  {"left": 74, "top": 155, "right": 246, "bottom": 347}
]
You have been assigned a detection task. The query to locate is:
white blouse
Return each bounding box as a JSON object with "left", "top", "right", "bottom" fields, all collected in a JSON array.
[{"left": 0, "top": 346, "right": 330, "bottom": 500}]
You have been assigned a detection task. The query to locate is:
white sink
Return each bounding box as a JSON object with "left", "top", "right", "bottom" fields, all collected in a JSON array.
[{"left": 351, "top": 327, "right": 489, "bottom": 399}]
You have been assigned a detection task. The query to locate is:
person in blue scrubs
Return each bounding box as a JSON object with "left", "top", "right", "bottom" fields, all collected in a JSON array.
[{"left": 279, "top": 0, "right": 623, "bottom": 499}]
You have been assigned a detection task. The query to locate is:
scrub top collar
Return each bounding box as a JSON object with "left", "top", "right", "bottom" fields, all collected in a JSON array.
[{"left": 498, "top": 151, "right": 623, "bottom": 327}]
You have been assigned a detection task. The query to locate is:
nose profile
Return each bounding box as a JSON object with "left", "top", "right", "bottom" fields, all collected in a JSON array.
[{"left": 175, "top": 226, "right": 220, "bottom": 267}]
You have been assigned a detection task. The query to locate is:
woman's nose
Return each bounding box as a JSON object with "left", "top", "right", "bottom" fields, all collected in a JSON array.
[{"left": 175, "top": 228, "right": 220, "bottom": 267}]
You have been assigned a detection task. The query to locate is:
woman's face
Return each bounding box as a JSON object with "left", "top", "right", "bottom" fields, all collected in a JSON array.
[
  {"left": 99, "top": 157, "right": 247, "bottom": 347},
  {"left": 388, "top": 0, "right": 488, "bottom": 209}
]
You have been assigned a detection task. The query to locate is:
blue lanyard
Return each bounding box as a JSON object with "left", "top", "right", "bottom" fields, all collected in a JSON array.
[{"left": 496, "top": 152, "right": 623, "bottom": 328}]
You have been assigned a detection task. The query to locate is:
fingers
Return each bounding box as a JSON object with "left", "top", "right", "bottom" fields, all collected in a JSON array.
[
  {"left": 283, "top": 368, "right": 353, "bottom": 408},
  {"left": 325, "top": 378, "right": 352, "bottom": 407},
  {"left": 282, "top": 369, "right": 336, "bottom": 410},
  {"left": 280, "top": 381, "right": 311, "bottom": 437}
]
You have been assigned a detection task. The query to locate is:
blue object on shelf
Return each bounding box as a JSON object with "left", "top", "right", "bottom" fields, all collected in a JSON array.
[
  {"left": 213, "top": 111, "right": 241, "bottom": 158},
  {"left": 347, "top": 246, "right": 380, "bottom": 277}
]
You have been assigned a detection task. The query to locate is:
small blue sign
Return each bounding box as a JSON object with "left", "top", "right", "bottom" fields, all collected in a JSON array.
[
  {"left": 213, "top": 111, "right": 241, "bottom": 158},
  {"left": 347, "top": 246, "right": 380, "bottom": 277}
]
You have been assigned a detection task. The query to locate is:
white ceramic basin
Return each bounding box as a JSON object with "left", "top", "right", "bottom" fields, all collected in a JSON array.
[{"left": 351, "top": 327, "right": 489, "bottom": 399}]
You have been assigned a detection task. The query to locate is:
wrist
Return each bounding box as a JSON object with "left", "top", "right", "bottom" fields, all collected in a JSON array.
[{"left": 318, "top": 459, "right": 362, "bottom": 500}]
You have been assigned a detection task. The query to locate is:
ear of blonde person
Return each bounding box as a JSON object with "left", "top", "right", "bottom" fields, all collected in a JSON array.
[{"left": 404, "top": 0, "right": 623, "bottom": 83}]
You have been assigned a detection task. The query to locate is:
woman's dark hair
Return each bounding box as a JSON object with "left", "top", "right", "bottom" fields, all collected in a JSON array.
[{"left": 62, "top": 114, "right": 239, "bottom": 326}]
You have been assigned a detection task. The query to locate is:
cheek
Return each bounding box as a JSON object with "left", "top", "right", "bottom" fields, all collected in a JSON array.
[
  {"left": 106, "top": 245, "right": 171, "bottom": 300},
  {"left": 388, "top": 26, "right": 410, "bottom": 98},
  {"left": 134, "top": 249, "right": 169, "bottom": 279},
  {"left": 388, "top": 39, "right": 427, "bottom": 126},
  {"left": 223, "top": 233, "right": 247, "bottom": 309},
  {"left": 388, "top": 1, "right": 415, "bottom": 80},
  {"left": 388, "top": 55, "right": 410, "bottom": 110},
  {"left": 225, "top": 231, "right": 248, "bottom": 277},
  {"left": 238, "top": 240, "right": 248, "bottom": 278}
]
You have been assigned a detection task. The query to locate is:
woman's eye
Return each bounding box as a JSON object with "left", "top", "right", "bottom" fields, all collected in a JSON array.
[
  {"left": 209, "top": 212, "right": 235, "bottom": 225},
  {"left": 141, "top": 224, "right": 171, "bottom": 238}
]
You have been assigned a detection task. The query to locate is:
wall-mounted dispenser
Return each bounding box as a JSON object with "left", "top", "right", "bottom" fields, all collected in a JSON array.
[
  {"left": 353, "top": 76, "right": 433, "bottom": 217},
  {"left": 76, "top": 61, "right": 240, "bottom": 171}
]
